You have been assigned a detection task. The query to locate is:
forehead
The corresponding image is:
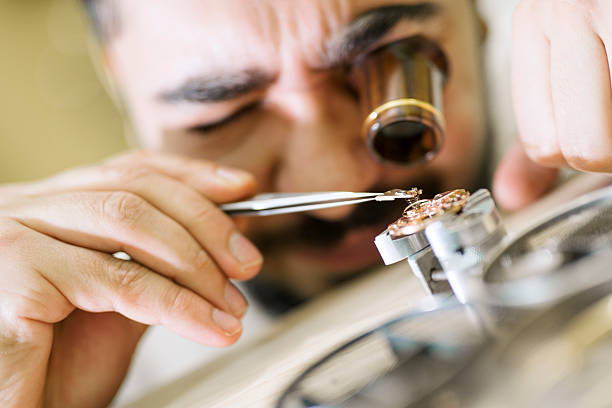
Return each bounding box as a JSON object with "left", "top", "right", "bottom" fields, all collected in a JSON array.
[
  {"left": 118, "top": 0, "right": 279, "bottom": 70},
  {"left": 111, "top": 0, "right": 470, "bottom": 95}
]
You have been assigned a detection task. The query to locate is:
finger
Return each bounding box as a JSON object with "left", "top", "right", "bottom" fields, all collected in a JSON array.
[
  {"left": 22, "top": 152, "right": 256, "bottom": 204},
  {"left": 549, "top": 3, "right": 612, "bottom": 172},
  {"left": 26, "top": 165, "right": 262, "bottom": 280},
  {"left": 97, "top": 167, "right": 263, "bottom": 280},
  {"left": 4, "top": 191, "right": 248, "bottom": 318},
  {"left": 106, "top": 151, "right": 257, "bottom": 203},
  {"left": 3, "top": 222, "right": 242, "bottom": 346},
  {"left": 45, "top": 310, "right": 147, "bottom": 407},
  {"left": 493, "top": 142, "right": 559, "bottom": 211},
  {"left": 12, "top": 157, "right": 263, "bottom": 280},
  {"left": 512, "top": 0, "right": 565, "bottom": 166}
]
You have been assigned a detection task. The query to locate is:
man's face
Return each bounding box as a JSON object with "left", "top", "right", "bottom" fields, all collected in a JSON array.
[{"left": 104, "top": 0, "right": 486, "bottom": 296}]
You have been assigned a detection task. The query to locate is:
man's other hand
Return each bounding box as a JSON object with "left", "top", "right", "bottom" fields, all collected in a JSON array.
[{"left": 495, "top": 0, "right": 612, "bottom": 210}]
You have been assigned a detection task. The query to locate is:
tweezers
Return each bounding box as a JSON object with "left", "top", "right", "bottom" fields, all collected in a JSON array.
[{"left": 220, "top": 189, "right": 420, "bottom": 216}]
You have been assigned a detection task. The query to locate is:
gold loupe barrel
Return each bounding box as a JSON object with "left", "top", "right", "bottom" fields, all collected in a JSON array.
[{"left": 352, "top": 36, "right": 448, "bottom": 165}]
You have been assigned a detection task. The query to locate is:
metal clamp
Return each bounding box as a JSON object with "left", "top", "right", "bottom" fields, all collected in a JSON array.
[{"left": 374, "top": 189, "right": 505, "bottom": 298}]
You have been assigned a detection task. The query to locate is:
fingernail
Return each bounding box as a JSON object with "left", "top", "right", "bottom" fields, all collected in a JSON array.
[
  {"left": 225, "top": 283, "right": 248, "bottom": 317},
  {"left": 216, "top": 167, "right": 251, "bottom": 186},
  {"left": 229, "top": 232, "right": 263, "bottom": 275},
  {"left": 213, "top": 308, "right": 242, "bottom": 336}
]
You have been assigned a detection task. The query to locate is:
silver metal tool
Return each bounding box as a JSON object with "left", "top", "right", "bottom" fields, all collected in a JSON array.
[
  {"left": 112, "top": 189, "right": 420, "bottom": 261},
  {"left": 220, "top": 189, "right": 420, "bottom": 216},
  {"left": 278, "top": 185, "right": 612, "bottom": 408},
  {"left": 277, "top": 298, "right": 494, "bottom": 408},
  {"left": 374, "top": 189, "right": 505, "bottom": 297}
]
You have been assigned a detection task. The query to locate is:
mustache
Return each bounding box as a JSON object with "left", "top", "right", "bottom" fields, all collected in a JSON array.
[{"left": 253, "top": 177, "right": 443, "bottom": 251}]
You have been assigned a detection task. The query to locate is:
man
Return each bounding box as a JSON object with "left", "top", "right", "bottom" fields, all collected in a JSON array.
[{"left": 0, "top": 0, "right": 610, "bottom": 407}]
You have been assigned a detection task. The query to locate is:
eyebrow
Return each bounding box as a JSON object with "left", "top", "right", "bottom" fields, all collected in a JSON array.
[
  {"left": 159, "top": 69, "right": 276, "bottom": 103},
  {"left": 324, "top": 3, "right": 441, "bottom": 66},
  {"left": 158, "top": 3, "right": 440, "bottom": 104}
]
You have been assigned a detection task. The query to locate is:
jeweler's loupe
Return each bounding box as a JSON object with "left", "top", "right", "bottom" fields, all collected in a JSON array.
[{"left": 351, "top": 36, "right": 448, "bottom": 166}]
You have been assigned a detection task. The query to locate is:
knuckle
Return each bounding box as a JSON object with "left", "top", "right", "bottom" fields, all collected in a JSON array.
[
  {"left": 0, "top": 300, "right": 35, "bottom": 346},
  {"left": 1, "top": 288, "right": 65, "bottom": 329},
  {"left": 0, "top": 292, "right": 29, "bottom": 324},
  {"left": 189, "top": 202, "right": 218, "bottom": 225},
  {"left": 0, "top": 218, "right": 28, "bottom": 253},
  {"left": 103, "top": 257, "right": 150, "bottom": 312},
  {"left": 0, "top": 278, "right": 71, "bottom": 343},
  {"left": 100, "top": 191, "right": 148, "bottom": 227},
  {"left": 110, "top": 260, "right": 149, "bottom": 300},
  {"left": 190, "top": 250, "right": 227, "bottom": 293},
  {"left": 188, "top": 205, "right": 235, "bottom": 245},
  {"left": 163, "top": 287, "right": 197, "bottom": 320},
  {"left": 192, "top": 249, "right": 217, "bottom": 274}
]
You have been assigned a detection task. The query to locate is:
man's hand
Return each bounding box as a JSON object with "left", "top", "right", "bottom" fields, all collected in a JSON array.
[
  {"left": 495, "top": 0, "right": 612, "bottom": 210},
  {"left": 0, "top": 151, "right": 262, "bottom": 407}
]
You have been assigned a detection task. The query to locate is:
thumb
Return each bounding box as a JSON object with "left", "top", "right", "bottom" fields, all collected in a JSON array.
[
  {"left": 46, "top": 311, "right": 147, "bottom": 407},
  {"left": 493, "top": 142, "right": 559, "bottom": 211}
]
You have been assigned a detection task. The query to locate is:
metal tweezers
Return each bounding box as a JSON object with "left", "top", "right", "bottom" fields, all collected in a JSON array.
[{"left": 220, "top": 189, "right": 420, "bottom": 216}]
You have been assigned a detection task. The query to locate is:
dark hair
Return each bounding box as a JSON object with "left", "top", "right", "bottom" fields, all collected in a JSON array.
[{"left": 81, "top": 0, "right": 120, "bottom": 43}]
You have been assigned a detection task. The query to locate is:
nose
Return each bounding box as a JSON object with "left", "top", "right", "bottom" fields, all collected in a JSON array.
[{"left": 272, "top": 84, "right": 383, "bottom": 220}]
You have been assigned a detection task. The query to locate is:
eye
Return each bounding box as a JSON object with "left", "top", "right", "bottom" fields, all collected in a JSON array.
[{"left": 188, "top": 101, "right": 262, "bottom": 134}]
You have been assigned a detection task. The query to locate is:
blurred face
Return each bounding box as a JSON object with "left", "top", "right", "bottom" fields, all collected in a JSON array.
[{"left": 103, "top": 0, "right": 486, "bottom": 297}]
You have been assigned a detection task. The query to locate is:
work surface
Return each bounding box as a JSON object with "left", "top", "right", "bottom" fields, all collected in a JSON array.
[
  {"left": 129, "top": 260, "right": 425, "bottom": 408},
  {"left": 126, "top": 174, "right": 612, "bottom": 408}
]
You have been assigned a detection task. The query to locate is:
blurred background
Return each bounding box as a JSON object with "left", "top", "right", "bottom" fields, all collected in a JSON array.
[
  {"left": 0, "top": 0, "right": 126, "bottom": 184},
  {"left": 0, "top": 0, "right": 517, "bottom": 186},
  {"left": 0, "top": 0, "right": 520, "bottom": 404}
]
